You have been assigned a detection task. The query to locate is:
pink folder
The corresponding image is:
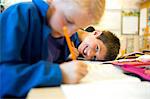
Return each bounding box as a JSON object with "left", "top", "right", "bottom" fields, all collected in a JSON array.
[{"left": 112, "top": 60, "right": 150, "bottom": 81}]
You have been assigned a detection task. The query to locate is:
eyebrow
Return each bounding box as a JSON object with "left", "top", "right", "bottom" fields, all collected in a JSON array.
[{"left": 79, "top": 28, "right": 84, "bottom": 31}]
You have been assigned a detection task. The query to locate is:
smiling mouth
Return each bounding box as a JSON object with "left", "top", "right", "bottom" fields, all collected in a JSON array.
[{"left": 83, "top": 45, "right": 88, "bottom": 56}]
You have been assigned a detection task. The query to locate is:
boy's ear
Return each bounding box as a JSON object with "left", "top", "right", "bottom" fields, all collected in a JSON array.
[{"left": 93, "top": 30, "right": 102, "bottom": 37}]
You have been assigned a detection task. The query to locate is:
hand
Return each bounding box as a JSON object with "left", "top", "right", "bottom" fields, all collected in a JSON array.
[
  {"left": 60, "top": 60, "right": 88, "bottom": 84},
  {"left": 68, "top": 47, "right": 79, "bottom": 60}
]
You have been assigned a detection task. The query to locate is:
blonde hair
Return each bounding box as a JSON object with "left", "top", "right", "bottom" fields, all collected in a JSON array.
[
  {"left": 51, "top": 0, "right": 105, "bottom": 24},
  {"left": 67, "top": 0, "right": 105, "bottom": 24}
]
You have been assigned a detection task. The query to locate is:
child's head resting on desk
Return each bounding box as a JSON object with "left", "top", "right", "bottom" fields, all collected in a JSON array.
[
  {"left": 78, "top": 29, "right": 120, "bottom": 61},
  {"left": 46, "top": 0, "right": 105, "bottom": 38}
]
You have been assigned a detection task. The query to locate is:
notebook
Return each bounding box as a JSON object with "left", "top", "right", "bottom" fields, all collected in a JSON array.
[
  {"left": 112, "top": 59, "right": 150, "bottom": 81},
  {"left": 80, "top": 62, "right": 140, "bottom": 83}
]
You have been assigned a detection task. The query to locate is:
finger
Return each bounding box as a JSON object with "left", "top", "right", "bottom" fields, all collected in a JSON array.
[
  {"left": 73, "top": 61, "right": 88, "bottom": 75},
  {"left": 76, "top": 69, "right": 88, "bottom": 82},
  {"left": 68, "top": 54, "right": 72, "bottom": 59},
  {"left": 72, "top": 47, "right": 79, "bottom": 55},
  {"left": 78, "top": 61, "right": 88, "bottom": 68},
  {"left": 76, "top": 63, "right": 88, "bottom": 76},
  {"left": 74, "top": 48, "right": 79, "bottom": 54},
  {"left": 79, "top": 66, "right": 88, "bottom": 76},
  {"left": 76, "top": 74, "right": 84, "bottom": 83}
]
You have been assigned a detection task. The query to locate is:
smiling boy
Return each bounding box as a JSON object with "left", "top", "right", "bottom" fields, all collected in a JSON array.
[
  {"left": 78, "top": 30, "right": 120, "bottom": 61},
  {"left": 68, "top": 29, "right": 120, "bottom": 61}
]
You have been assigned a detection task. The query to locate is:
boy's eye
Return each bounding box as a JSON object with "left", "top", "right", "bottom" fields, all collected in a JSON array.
[
  {"left": 95, "top": 46, "right": 99, "bottom": 52},
  {"left": 91, "top": 56, "right": 97, "bottom": 61},
  {"left": 66, "top": 19, "right": 74, "bottom": 25}
]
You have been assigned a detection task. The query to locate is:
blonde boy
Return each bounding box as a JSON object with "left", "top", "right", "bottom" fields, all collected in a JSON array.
[{"left": 0, "top": 0, "right": 105, "bottom": 98}]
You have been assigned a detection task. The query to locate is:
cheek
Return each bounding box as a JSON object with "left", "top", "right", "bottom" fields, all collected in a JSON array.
[
  {"left": 50, "top": 16, "right": 64, "bottom": 32},
  {"left": 88, "top": 41, "right": 98, "bottom": 50},
  {"left": 78, "top": 42, "right": 87, "bottom": 54},
  {"left": 78, "top": 43, "right": 83, "bottom": 53},
  {"left": 67, "top": 25, "right": 78, "bottom": 36},
  {"left": 84, "top": 38, "right": 96, "bottom": 46},
  {"left": 75, "top": 13, "right": 91, "bottom": 28}
]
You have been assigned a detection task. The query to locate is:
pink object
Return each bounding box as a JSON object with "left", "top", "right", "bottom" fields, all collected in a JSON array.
[
  {"left": 112, "top": 60, "right": 150, "bottom": 81},
  {"left": 121, "top": 65, "right": 150, "bottom": 81}
]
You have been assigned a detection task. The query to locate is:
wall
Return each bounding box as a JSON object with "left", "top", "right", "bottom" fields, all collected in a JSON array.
[{"left": 95, "top": 0, "right": 149, "bottom": 55}]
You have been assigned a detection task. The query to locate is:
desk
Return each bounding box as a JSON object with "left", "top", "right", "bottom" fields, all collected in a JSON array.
[
  {"left": 27, "top": 61, "right": 150, "bottom": 99},
  {"left": 27, "top": 87, "right": 66, "bottom": 99}
]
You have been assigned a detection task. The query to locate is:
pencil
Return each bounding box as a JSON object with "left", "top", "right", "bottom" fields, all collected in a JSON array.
[{"left": 63, "top": 26, "right": 76, "bottom": 60}]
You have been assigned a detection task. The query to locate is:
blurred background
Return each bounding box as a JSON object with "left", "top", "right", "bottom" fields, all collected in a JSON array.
[{"left": 0, "top": 0, "right": 150, "bottom": 56}]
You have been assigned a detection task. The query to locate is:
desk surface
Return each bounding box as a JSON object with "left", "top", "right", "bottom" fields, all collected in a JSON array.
[
  {"left": 28, "top": 87, "right": 66, "bottom": 99},
  {"left": 28, "top": 82, "right": 150, "bottom": 99},
  {"left": 27, "top": 62, "right": 150, "bottom": 99}
]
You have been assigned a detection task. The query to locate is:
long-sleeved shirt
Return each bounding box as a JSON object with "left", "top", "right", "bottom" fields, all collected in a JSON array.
[{"left": 0, "top": 0, "right": 80, "bottom": 98}]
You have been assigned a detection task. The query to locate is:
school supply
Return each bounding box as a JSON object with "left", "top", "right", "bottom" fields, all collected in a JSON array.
[
  {"left": 112, "top": 55, "right": 150, "bottom": 81},
  {"left": 117, "top": 52, "right": 144, "bottom": 59},
  {"left": 63, "top": 26, "right": 76, "bottom": 60}
]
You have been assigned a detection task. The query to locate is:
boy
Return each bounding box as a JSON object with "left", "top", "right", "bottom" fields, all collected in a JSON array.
[
  {"left": 67, "top": 29, "right": 120, "bottom": 61},
  {"left": 0, "top": 0, "right": 105, "bottom": 98}
]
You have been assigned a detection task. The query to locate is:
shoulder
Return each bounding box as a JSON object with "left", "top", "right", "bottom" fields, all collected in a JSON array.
[
  {"left": 2, "top": 2, "right": 39, "bottom": 16},
  {"left": 1, "top": 2, "right": 41, "bottom": 27}
]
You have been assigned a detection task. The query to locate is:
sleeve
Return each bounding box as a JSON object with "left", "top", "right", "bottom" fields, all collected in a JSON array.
[{"left": 0, "top": 4, "right": 62, "bottom": 98}]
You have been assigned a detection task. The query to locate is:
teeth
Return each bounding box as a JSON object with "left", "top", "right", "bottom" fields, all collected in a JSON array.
[
  {"left": 84, "top": 49, "right": 86, "bottom": 55},
  {"left": 83, "top": 46, "right": 88, "bottom": 55}
]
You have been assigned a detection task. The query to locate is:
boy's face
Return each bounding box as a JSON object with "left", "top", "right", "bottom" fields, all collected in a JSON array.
[
  {"left": 78, "top": 31, "right": 107, "bottom": 60},
  {"left": 48, "top": 2, "right": 93, "bottom": 37}
]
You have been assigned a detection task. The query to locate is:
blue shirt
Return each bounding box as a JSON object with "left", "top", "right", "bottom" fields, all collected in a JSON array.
[{"left": 0, "top": 0, "right": 80, "bottom": 98}]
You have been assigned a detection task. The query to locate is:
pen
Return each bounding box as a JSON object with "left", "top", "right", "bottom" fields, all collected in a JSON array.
[{"left": 63, "top": 26, "right": 76, "bottom": 60}]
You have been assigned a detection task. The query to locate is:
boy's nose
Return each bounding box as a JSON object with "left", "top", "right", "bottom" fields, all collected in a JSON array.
[{"left": 87, "top": 48, "right": 96, "bottom": 59}]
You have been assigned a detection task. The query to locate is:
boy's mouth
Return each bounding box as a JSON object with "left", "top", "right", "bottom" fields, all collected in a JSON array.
[{"left": 83, "top": 45, "right": 88, "bottom": 56}]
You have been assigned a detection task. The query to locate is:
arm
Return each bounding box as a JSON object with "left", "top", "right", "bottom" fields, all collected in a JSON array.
[
  {"left": 0, "top": 4, "right": 62, "bottom": 97},
  {"left": 0, "top": 4, "right": 88, "bottom": 98},
  {"left": 0, "top": 61, "right": 62, "bottom": 97}
]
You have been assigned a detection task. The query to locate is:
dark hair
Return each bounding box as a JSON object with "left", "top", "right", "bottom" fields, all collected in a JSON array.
[
  {"left": 97, "top": 31, "right": 120, "bottom": 61},
  {"left": 0, "top": 4, "right": 5, "bottom": 13},
  {"left": 85, "top": 26, "right": 95, "bottom": 32}
]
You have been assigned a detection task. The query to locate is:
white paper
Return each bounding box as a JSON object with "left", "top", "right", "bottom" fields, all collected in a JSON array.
[
  {"left": 61, "top": 82, "right": 150, "bottom": 99},
  {"left": 61, "top": 62, "right": 150, "bottom": 99},
  {"left": 80, "top": 61, "right": 140, "bottom": 83}
]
